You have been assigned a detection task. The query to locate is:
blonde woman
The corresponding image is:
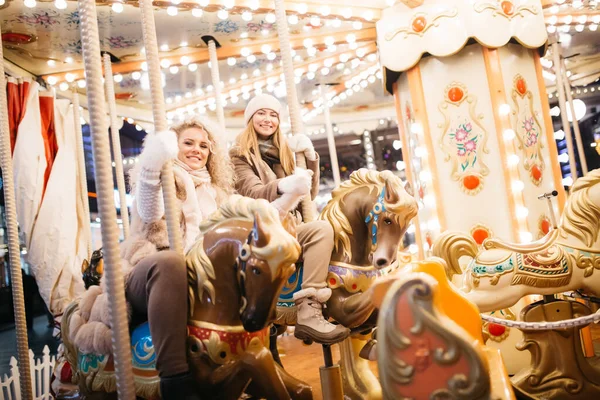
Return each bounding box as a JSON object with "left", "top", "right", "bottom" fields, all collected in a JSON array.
[
  {"left": 120, "top": 117, "right": 235, "bottom": 399},
  {"left": 230, "top": 94, "right": 350, "bottom": 345}
]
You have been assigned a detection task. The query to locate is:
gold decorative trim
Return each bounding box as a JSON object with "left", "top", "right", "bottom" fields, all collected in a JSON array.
[
  {"left": 511, "top": 74, "right": 545, "bottom": 186},
  {"left": 483, "top": 228, "right": 559, "bottom": 253},
  {"left": 188, "top": 320, "right": 247, "bottom": 333},
  {"left": 329, "top": 260, "right": 377, "bottom": 271},
  {"left": 385, "top": 8, "right": 458, "bottom": 41},
  {"left": 474, "top": 1, "right": 538, "bottom": 20},
  {"left": 438, "top": 82, "right": 490, "bottom": 195}
]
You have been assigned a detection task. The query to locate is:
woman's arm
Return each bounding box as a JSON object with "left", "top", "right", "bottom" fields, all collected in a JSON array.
[
  {"left": 135, "top": 168, "right": 165, "bottom": 223},
  {"left": 231, "top": 154, "right": 281, "bottom": 202},
  {"left": 134, "top": 130, "right": 179, "bottom": 223}
]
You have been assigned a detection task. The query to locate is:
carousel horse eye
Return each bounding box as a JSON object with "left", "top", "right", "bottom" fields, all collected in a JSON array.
[
  {"left": 384, "top": 218, "right": 392, "bottom": 226},
  {"left": 252, "top": 267, "right": 261, "bottom": 275}
]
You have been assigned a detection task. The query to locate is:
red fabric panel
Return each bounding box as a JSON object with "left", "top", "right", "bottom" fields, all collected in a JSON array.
[
  {"left": 6, "top": 79, "right": 31, "bottom": 155},
  {"left": 39, "top": 94, "right": 57, "bottom": 198}
]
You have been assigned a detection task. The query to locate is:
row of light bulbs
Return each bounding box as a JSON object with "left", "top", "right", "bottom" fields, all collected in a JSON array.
[
  {"left": 164, "top": 45, "right": 376, "bottom": 113},
  {"left": 27, "top": 0, "right": 381, "bottom": 22},
  {"left": 363, "top": 130, "right": 377, "bottom": 170},
  {"left": 547, "top": 83, "right": 600, "bottom": 98}
]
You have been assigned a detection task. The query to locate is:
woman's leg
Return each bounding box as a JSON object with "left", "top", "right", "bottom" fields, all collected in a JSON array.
[
  {"left": 293, "top": 221, "right": 349, "bottom": 344},
  {"left": 125, "top": 250, "right": 189, "bottom": 377}
]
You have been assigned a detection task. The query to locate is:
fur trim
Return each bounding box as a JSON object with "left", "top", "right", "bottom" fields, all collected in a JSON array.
[
  {"left": 138, "top": 130, "right": 179, "bottom": 172},
  {"left": 75, "top": 322, "right": 101, "bottom": 354},
  {"left": 278, "top": 173, "right": 311, "bottom": 196},
  {"left": 316, "top": 287, "right": 332, "bottom": 302},
  {"left": 89, "top": 293, "right": 112, "bottom": 328},
  {"left": 92, "top": 323, "right": 113, "bottom": 355},
  {"left": 69, "top": 312, "right": 84, "bottom": 340},
  {"left": 271, "top": 192, "right": 304, "bottom": 216},
  {"left": 79, "top": 286, "right": 102, "bottom": 322},
  {"left": 293, "top": 287, "right": 317, "bottom": 301}
]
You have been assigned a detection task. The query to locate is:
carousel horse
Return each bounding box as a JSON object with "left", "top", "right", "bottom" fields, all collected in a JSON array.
[
  {"left": 274, "top": 169, "right": 418, "bottom": 399},
  {"left": 370, "top": 259, "right": 515, "bottom": 399},
  {"left": 433, "top": 169, "right": 600, "bottom": 313},
  {"left": 59, "top": 195, "right": 313, "bottom": 399}
]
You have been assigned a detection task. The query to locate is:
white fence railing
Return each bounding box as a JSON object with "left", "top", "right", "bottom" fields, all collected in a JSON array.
[{"left": 1, "top": 346, "right": 55, "bottom": 400}]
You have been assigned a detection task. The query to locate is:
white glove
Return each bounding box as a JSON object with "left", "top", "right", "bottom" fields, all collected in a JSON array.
[
  {"left": 278, "top": 168, "right": 312, "bottom": 196},
  {"left": 138, "top": 130, "right": 179, "bottom": 172},
  {"left": 287, "top": 134, "right": 316, "bottom": 161}
]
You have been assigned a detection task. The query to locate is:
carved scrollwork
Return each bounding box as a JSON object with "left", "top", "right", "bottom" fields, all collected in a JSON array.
[{"left": 377, "top": 275, "right": 491, "bottom": 399}]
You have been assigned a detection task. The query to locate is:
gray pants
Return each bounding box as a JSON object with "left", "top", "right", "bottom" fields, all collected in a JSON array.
[{"left": 125, "top": 251, "right": 189, "bottom": 377}]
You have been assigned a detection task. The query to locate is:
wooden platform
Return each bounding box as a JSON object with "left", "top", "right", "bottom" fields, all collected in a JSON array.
[{"left": 277, "top": 333, "right": 378, "bottom": 400}]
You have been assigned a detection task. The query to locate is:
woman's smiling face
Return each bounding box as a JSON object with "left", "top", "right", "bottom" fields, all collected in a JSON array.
[
  {"left": 252, "top": 108, "right": 280, "bottom": 139},
  {"left": 177, "top": 127, "right": 211, "bottom": 170}
]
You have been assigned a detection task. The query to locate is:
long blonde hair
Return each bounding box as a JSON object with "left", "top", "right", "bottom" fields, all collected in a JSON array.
[
  {"left": 171, "top": 116, "right": 235, "bottom": 194},
  {"left": 235, "top": 121, "right": 295, "bottom": 176}
]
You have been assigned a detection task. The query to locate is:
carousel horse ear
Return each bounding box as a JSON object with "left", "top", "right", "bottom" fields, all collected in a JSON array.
[
  {"left": 253, "top": 212, "right": 271, "bottom": 248},
  {"left": 81, "top": 259, "right": 89, "bottom": 274},
  {"left": 403, "top": 181, "right": 414, "bottom": 197},
  {"left": 384, "top": 179, "right": 400, "bottom": 204},
  {"left": 96, "top": 258, "right": 104, "bottom": 276}
]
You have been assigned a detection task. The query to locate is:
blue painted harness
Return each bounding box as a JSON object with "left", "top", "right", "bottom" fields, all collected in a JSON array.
[{"left": 365, "top": 187, "right": 387, "bottom": 248}]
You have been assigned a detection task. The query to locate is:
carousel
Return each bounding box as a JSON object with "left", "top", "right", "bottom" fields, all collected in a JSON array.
[{"left": 0, "top": 0, "right": 600, "bottom": 399}]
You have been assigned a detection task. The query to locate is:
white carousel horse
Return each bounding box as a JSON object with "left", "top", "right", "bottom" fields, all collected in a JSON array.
[{"left": 434, "top": 169, "right": 600, "bottom": 313}]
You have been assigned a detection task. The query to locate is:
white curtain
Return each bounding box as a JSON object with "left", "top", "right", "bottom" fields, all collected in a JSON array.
[
  {"left": 22, "top": 97, "right": 85, "bottom": 314},
  {"left": 12, "top": 80, "right": 45, "bottom": 249}
]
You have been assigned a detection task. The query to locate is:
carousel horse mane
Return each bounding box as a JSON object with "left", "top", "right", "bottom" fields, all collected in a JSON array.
[
  {"left": 187, "top": 194, "right": 294, "bottom": 313},
  {"left": 560, "top": 169, "right": 600, "bottom": 247},
  {"left": 320, "top": 168, "right": 415, "bottom": 261}
]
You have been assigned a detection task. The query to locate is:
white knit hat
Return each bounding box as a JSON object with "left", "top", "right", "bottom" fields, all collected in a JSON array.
[{"left": 244, "top": 94, "right": 282, "bottom": 126}]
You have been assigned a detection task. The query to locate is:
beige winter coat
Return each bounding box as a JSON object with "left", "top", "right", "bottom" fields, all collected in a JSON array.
[{"left": 229, "top": 147, "right": 320, "bottom": 223}]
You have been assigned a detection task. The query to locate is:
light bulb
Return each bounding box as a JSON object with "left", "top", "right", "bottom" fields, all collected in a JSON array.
[
  {"left": 113, "top": 74, "right": 123, "bottom": 83},
  {"left": 310, "top": 16, "right": 320, "bottom": 26},
  {"left": 241, "top": 47, "right": 251, "bottom": 57},
  {"left": 297, "top": 3, "right": 308, "bottom": 14},
  {"left": 111, "top": 2, "right": 123, "bottom": 13},
  {"left": 188, "top": 63, "right": 198, "bottom": 72},
  {"left": 217, "top": 9, "right": 228, "bottom": 20},
  {"left": 55, "top": 0, "right": 67, "bottom": 10},
  {"left": 499, "top": 103, "right": 511, "bottom": 116},
  {"left": 24, "top": 0, "right": 36, "bottom": 8},
  {"left": 227, "top": 57, "right": 236, "bottom": 66},
  {"left": 192, "top": 8, "right": 203, "bottom": 18},
  {"left": 77, "top": 79, "right": 86, "bottom": 88},
  {"left": 242, "top": 11, "right": 252, "bottom": 21},
  {"left": 167, "top": 6, "right": 178, "bottom": 16},
  {"left": 265, "top": 13, "right": 276, "bottom": 23},
  {"left": 512, "top": 180, "right": 525, "bottom": 192},
  {"left": 65, "top": 73, "right": 75, "bottom": 83},
  {"left": 288, "top": 15, "right": 299, "bottom": 25},
  {"left": 503, "top": 129, "right": 516, "bottom": 140},
  {"left": 519, "top": 232, "right": 533, "bottom": 243},
  {"left": 341, "top": 8, "right": 352, "bottom": 19},
  {"left": 261, "top": 44, "right": 272, "bottom": 54},
  {"left": 59, "top": 82, "right": 69, "bottom": 91}
]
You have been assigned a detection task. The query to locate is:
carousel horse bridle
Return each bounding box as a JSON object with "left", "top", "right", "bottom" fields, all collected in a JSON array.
[
  {"left": 365, "top": 186, "right": 387, "bottom": 252},
  {"left": 236, "top": 231, "right": 254, "bottom": 314}
]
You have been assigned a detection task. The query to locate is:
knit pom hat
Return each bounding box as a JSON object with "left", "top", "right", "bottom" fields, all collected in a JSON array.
[{"left": 244, "top": 94, "right": 282, "bottom": 126}]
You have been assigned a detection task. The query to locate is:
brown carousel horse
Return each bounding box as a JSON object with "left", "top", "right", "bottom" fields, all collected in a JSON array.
[
  {"left": 274, "top": 169, "right": 418, "bottom": 399},
  {"left": 59, "top": 195, "right": 312, "bottom": 399}
]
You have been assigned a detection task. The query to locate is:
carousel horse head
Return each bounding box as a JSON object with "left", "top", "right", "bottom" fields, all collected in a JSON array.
[
  {"left": 321, "top": 169, "right": 418, "bottom": 269},
  {"left": 187, "top": 195, "right": 301, "bottom": 332},
  {"left": 81, "top": 248, "right": 104, "bottom": 289}
]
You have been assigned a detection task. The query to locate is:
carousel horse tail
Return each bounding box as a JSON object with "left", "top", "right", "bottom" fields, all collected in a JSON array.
[
  {"left": 432, "top": 231, "right": 478, "bottom": 279},
  {"left": 60, "top": 302, "right": 82, "bottom": 374},
  {"left": 482, "top": 228, "right": 559, "bottom": 253}
]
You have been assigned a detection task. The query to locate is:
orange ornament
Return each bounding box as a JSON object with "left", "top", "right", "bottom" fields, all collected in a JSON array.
[
  {"left": 463, "top": 174, "right": 480, "bottom": 191},
  {"left": 488, "top": 323, "right": 506, "bottom": 337},
  {"left": 531, "top": 165, "right": 542, "bottom": 182},
  {"left": 472, "top": 228, "right": 489, "bottom": 245},
  {"left": 448, "top": 86, "right": 464, "bottom": 103},
  {"left": 412, "top": 16, "right": 427, "bottom": 33},
  {"left": 501, "top": 1, "right": 515, "bottom": 16},
  {"left": 516, "top": 78, "right": 527, "bottom": 95},
  {"left": 540, "top": 218, "right": 551, "bottom": 235}
]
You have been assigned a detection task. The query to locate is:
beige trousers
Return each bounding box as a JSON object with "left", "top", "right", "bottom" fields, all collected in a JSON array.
[{"left": 297, "top": 220, "right": 334, "bottom": 290}]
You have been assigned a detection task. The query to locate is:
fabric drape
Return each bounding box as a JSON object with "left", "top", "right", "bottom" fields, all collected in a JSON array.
[
  {"left": 12, "top": 80, "right": 46, "bottom": 249},
  {"left": 6, "top": 77, "right": 32, "bottom": 155},
  {"left": 27, "top": 99, "right": 85, "bottom": 314},
  {"left": 39, "top": 92, "right": 58, "bottom": 198}
]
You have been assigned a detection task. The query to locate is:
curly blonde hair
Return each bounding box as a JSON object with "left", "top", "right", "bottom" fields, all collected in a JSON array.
[{"left": 171, "top": 116, "right": 235, "bottom": 195}]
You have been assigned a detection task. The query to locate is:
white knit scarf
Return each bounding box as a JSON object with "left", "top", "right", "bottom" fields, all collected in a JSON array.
[{"left": 173, "top": 159, "right": 218, "bottom": 252}]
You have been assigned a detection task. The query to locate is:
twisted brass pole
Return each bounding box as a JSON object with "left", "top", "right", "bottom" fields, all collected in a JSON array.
[
  {"left": 78, "top": 0, "right": 136, "bottom": 397},
  {"left": 0, "top": 19, "right": 33, "bottom": 400}
]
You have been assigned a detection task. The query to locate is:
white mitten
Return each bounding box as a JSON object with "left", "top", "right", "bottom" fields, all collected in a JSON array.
[
  {"left": 272, "top": 169, "right": 313, "bottom": 213},
  {"left": 138, "top": 130, "right": 179, "bottom": 172},
  {"left": 278, "top": 171, "right": 311, "bottom": 196},
  {"left": 287, "top": 134, "right": 316, "bottom": 161}
]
